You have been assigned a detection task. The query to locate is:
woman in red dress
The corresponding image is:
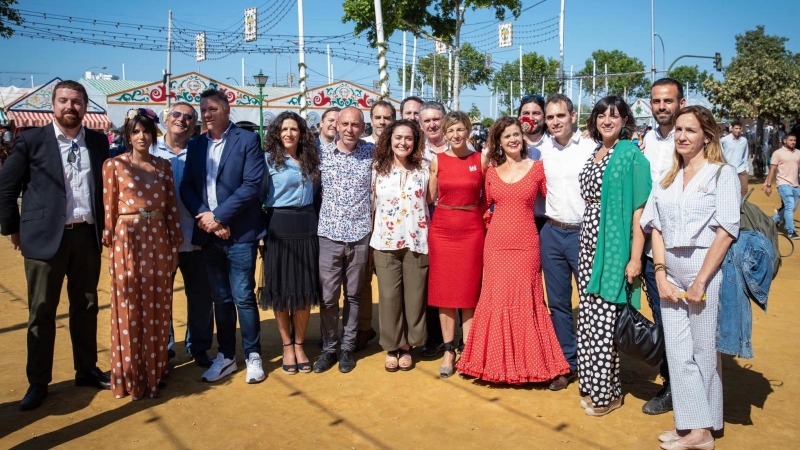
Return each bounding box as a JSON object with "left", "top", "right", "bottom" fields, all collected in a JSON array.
[
  {"left": 427, "top": 111, "right": 489, "bottom": 378},
  {"left": 457, "top": 116, "right": 570, "bottom": 384}
]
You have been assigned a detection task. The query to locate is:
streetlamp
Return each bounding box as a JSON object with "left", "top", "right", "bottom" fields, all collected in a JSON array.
[
  {"left": 225, "top": 77, "right": 239, "bottom": 86},
  {"left": 253, "top": 71, "right": 269, "bottom": 139},
  {"left": 654, "top": 33, "right": 666, "bottom": 75},
  {"left": 84, "top": 66, "right": 107, "bottom": 79}
]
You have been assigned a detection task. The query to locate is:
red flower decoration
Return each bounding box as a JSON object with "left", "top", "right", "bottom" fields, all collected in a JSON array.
[{"left": 396, "top": 240, "right": 406, "bottom": 249}]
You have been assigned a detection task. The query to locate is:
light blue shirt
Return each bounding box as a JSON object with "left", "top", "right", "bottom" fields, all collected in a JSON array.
[
  {"left": 264, "top": 154, "right": 315, "bottom": 208},
  {"left": 205, "top": 121, "right": 234, "bottom": 211},
  {"left": 720, "top": 133, "right": 749, "bottom": 173},
  {"left": 151, "top": 137, "right": 199, "bottom": 252}
]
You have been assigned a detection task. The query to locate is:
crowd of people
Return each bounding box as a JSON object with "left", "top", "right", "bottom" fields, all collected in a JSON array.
[{"left": 1, "top": 76, "right": 797, "bottom": 450}]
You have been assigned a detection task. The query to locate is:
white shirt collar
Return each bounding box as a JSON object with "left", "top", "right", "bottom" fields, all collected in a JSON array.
[{"left": 52, "top": 120, "right": 85, "bottom": 142}]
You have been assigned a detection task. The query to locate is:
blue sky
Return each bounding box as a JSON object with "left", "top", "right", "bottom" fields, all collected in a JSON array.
[{"left": 2, "top": 0, "right": 798, "bottom": 117}]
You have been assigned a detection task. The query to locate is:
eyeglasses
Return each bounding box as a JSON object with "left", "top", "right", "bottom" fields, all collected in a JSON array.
[
  {"left": 67, "top": 141, "right": 79, "bottom": 165},
  {"left": 521, "top": 94, "right": 545, "bottom": 103},
  {"left": 170, "top": 110, "right": 195, "bottom": 122}
]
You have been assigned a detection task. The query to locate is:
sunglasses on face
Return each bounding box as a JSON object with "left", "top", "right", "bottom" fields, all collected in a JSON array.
[
  {"left": 67, "top": 141, "right": 79, "bottom": 165},
  {"left": 170, "top": 111, "right": 195, "bottom": 122}
]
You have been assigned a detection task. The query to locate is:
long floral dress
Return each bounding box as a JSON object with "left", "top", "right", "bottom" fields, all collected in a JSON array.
[{"left": 102, "top": 154, "right": 183, "bottom": 400}]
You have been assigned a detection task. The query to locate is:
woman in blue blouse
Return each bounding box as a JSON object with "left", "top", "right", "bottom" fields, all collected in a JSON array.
[{"left": 260, "top": 111, "right": 321, "bottom": 375}]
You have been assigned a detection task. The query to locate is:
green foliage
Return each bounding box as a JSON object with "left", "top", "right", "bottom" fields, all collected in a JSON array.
[
  {"left": 468, "top": 104, "right": 481, "bottom": 120},
  {"left": 395, "top": 43, "right": 493, "bottom": 97},
  {"left": 0, "top": 0, "right": 23, "bottom": 39},
  {"left": 481, "top": 117, "right": 494, "bottom": 128},
  {"left": 342, "top": 0, "right": 522, "bottom": 46},
  {"left": 668, "top": 65, "right": 714, "bottom": 95},
  {"left": 576, "top": 50, "right": 650, "bottom": 100},
  {"left": 705, "top": 26, "right": 800, "bottom": 122},
  {"left": 490, "top": 51, "right": 560, "bottom": 111}
]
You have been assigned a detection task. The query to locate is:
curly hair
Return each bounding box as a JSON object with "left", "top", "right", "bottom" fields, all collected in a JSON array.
[
  {"left": 263, "top": 111, "right": 320, "bottom": 181},
  {"left": 486, "top": 116, "right": 528, "bottom": 166},
  {"left": 372, "top": 120, "right": 425, "bottom": 176}
]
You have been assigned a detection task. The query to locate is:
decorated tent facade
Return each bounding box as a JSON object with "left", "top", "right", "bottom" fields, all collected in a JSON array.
[{"left": 6, "top": 78, "right": 113, "bottom": 130}]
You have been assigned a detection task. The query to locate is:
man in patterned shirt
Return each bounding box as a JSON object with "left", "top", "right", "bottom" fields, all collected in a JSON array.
[{"left": 314, "top": 106, "right": 376, "bottom": 373}]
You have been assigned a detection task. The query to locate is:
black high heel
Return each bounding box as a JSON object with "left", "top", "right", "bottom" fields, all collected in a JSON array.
[
  {"left": 439, "top": 342, "right": 457, "bottom": 378},
  {"left": 282, "top": 342, "right": 297, "bottom": 375},
  {"left": 294, "top": 341, "right": 312, "bottom": 373}
]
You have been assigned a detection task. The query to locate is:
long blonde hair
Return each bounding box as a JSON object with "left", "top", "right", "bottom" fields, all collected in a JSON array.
[{"left": 661, "top": 105, "right": 726, "bottom": 188}]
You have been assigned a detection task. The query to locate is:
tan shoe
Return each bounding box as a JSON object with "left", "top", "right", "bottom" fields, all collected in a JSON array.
[
  {"left": 584, "top": 395, "right": 623, "bottom": 416},
  {"left": 580, "top": 395, "right": 592, "bottom": 409},
  {"left": 660, "top": 439, "right": 714, "bottom": 450},
  {"left": 659, "top": 430, "right": 680, "bottom": 443}
]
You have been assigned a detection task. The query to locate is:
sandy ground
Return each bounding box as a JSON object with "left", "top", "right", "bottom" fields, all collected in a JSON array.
[{"left": 0, "top": 183, "right": 797, "bottom": 449}]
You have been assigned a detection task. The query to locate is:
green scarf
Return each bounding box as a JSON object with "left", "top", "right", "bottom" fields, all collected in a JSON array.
[{"left": 586, "top": 139, "right": 652, "bottom": 309}]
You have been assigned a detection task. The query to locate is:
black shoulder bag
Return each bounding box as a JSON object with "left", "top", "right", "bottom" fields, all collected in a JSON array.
[{"left": 614, "top": 277, "right": 665, "bottom": 366}]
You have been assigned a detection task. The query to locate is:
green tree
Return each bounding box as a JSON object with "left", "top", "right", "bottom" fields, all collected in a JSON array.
[
  {"left": 396, "top": 43, "right": 493, "bottom": 99},
  {"left": 0, "top": 0, "right": 23, "bottom": 38},
  {"left": 343, "top": 0, "right": 522, "bottom": 109},
  {"left": 468, "top": 104, "right": 481, "bottom": 120},
  {"left": 668, "top": 65, "right": 715, "bottom": 96},
  {"left": 481, "top": 117, "right": 494, "bottom": 128},
  {"left": 577, "top": 50, "right": 650, "bottom": 101},
  {"left": 491, "top": 51, "right": 560, "bottom": 112}
]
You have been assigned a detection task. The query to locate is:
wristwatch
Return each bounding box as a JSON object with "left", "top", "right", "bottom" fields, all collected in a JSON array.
[
  {"left": 766, "top": 183, "right": 772, "bottom": 188},
  {"left": 213, "top": 215, "right": 221, "bottom": 224}
]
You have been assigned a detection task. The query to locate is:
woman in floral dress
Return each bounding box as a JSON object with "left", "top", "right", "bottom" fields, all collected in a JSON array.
[
  {"left": 371, "top": 119, "right": 431, "bottom": 372},
  {"left": 102, "top": 109, "right": 183, "bottom": 399}
]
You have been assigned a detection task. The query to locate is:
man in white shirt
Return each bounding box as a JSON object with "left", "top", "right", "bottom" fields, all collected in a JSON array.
[
  {"left": 518, "top": 94, "right": 552, "bottom": 231},
  {"left": 362, "top": 100, "right": 395, "bottom": 144},
  {"left": 720, "top": 119, "right": 750, "bottom": 196},
  {"left": 640, "top": 77, "right": 686, "bottom": 415},
  {"left": 151, "top": 101, "right": 214, "bottom": 368},
  {"left": 540, "top": 94, "right": 596, "bottom": 391},
  {"left": 400, "top": 96, "right": 423, "bottom": 122}
]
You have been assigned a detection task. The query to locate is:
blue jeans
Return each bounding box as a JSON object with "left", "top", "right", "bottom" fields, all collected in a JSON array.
[
  {"left": 540, "top": 222, "right": 580, "bottom": 372},
  {"left": 169, "top": 250, "right": 215, "bottom": 357},
  {"left": 643, "top": 256, "right": 671, "bottom": 383},
  {"left": 203, "top": 239, "right": 261, "bottom": 359},
  {"left": 774, "top": 184, "right": 799, "bottom": 233}
]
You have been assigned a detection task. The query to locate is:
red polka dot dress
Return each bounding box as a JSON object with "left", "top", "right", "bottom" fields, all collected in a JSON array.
[
  {"left": 102, "top": 154, "right": 183, "bottom": 400},
  {"left": 457, "top": 162, "right": 571, "bottom": 384}
]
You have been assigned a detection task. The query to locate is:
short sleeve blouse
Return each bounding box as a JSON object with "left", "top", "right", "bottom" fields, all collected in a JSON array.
[
  {"left": 264, "top": 154, "right": 315, "bottom": 208},
  {"left": 370, "top": 164, "right": 430, "bottom": 253},
  {"left": 640, "top": 162, "right": 740, "bottom": 249}
]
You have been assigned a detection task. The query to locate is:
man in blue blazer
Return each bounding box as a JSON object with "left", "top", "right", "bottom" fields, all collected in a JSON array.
[
  {"left": 180, "top": 89, "right": 267, "bottom": 385},
  {"left": 0, "top": 81, "right": 111, "bottom": 410}
]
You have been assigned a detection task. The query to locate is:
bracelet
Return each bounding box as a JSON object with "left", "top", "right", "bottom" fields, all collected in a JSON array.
[{"left": 653, "top": 263, "right": 666, "bottom": 273}]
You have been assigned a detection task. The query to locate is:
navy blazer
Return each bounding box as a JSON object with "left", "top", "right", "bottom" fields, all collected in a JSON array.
[
  {"left": 180, "top": 122, "right": 266, "bottom": 246},
  {"left": 0, "top": 124, "right": 109, "bottom": 260}
]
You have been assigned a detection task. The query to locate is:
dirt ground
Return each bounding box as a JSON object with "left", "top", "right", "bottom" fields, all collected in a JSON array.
[{"left": 0, "top": 183, "right": 797, "bottom": 449}]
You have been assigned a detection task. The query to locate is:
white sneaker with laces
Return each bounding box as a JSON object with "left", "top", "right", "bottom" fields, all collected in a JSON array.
[
  {"left": 245, "top": 353, "right": 266, "bottom": 384},
  {"left": 201, "top": 353, "right": 237, "bottom": 382}
]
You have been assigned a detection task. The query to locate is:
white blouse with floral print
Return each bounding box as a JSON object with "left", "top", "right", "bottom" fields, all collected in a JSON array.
[{"left": 370, "top": 164, "right": 430, "bottom": 253}]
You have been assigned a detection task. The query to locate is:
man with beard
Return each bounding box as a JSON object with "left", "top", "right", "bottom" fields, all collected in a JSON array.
[
  {"left": 0, "top": 80, "right": 111, "bottom": 410},
  {"left": 400, "top": 96, "right": 423, "bottom": 122},
  {"left": 362, "top": 100, "right": 396, "bottom": 144},
  {"left": 639, "top": 77, "right": 686, "bottom": 415},
  {"left": 151, "top": 101, "right": 215, "bottom": 367},
  {"left": 316, "top": 107, "right": 341, "bottom": 150},
  {"left": 518, "top": 94, "right": 551, "bottom": 232}
]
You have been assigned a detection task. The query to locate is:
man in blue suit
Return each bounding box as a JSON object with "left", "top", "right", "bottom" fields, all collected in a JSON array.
[{"left": 180, "top": 89, "right": 267, "bottom": 385}]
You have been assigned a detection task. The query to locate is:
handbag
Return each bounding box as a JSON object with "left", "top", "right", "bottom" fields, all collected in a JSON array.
[{"left": 613, "top": 277, "right": 665, "bottom": 366}]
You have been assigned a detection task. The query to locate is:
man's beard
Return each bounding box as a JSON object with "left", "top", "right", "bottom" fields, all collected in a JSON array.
[
  {"left": 654, "top": 110, "right": 674, "bottom": 127},
  {"left": 529, "top": 122, "right": 545, "bottom": 136},
  {"left": 56, "top": 109, "right": 82, "bottom": 128}
]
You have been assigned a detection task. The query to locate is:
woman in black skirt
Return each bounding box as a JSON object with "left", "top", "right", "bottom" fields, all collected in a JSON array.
[{"left": 260, "top": 111, "right": 321, "bottom": 374}]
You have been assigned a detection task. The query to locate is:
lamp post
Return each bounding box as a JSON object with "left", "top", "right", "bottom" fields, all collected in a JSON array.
[
  {"left": 226, "top": 77, "right": 239, "bottom": 86},
  {"left": 253, "top": 71, "right": 269, "bottom": 139},
  {"left": 654, "top": 33, "right": 666, "bottom": 74},
  {"left": 83, "top": 66, "right": 107, "bottom": 79}
]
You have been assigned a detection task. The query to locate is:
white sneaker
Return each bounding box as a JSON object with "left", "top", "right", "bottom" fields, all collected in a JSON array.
[
  {"left": 245, "top": 353, "right": 266, "bottom": 384},
  {"left": 201, "top": 353, "right": 237, "bottom": 382}
]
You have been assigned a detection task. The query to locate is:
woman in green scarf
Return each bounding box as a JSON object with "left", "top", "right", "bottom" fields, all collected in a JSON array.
[{"left": 576, "top": 96, "right": 652, "bottom": 416}]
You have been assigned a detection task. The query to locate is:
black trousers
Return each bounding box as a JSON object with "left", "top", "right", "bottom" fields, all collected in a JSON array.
[{"left": 24, "top": 224, "right": 101, "bottom": 384}]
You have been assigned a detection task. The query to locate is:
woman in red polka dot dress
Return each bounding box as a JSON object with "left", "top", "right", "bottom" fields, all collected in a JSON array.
[
  {"left": 102, "top": 109, "right": 183, "bottom": 400},
  {"left": 457, "top": 117, "right": 570, "bottom": 384}
]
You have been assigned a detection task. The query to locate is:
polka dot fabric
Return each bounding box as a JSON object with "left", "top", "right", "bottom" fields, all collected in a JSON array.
[
  {"left": 576, "top": 148, "right": 623, "bottom": 407},
  {"left": 102, "top": 154, "right": 183, "bottom": 400},
  {"left": 457, "top": 163, "right": 570, "bottom": 384}
]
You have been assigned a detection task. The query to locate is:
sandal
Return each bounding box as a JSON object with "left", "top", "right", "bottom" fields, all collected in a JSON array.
[
  {"left": 282, "top": 342, "right": 297, "bottom": 375},
  {"left": 439, "top": 342, "right": 456, "bottom": 378},
  {"left": 385, "top": 350, "right": 400, "bottom": 372},
  {"left": 294, "top": 342, "right": 312, "bottom": 373},
  {"left": 398, "top": 348, "right": 413, "bottom": 371}
]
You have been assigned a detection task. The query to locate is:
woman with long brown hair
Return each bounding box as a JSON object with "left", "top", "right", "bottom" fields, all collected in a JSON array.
[
  {"left": 641, "top": 105, "right": 739, "bottom": 449},
  {"left": 259, "top": 111, "right": 321, "bottom": 375},
  {"left": 371, "top": 119, "right": 430, "bottom": 371}
]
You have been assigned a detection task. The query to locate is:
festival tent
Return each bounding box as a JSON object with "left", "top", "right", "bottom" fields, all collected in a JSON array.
[{"left": 7, "top": 78, "right": 112, "bottom": 130}]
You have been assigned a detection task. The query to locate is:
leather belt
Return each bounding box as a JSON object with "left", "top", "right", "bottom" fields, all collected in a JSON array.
[
  {"left": 118, "top": 211, "right": 165, "bottom": 220},
  {"left": 65, "top": 222, "right": 91, "bottom": 229},
  {"left": 547, "top": 218, "right": 581, "bottom": 230},
  {"left": 437, "top": 203, "right": 478, "bottom": 211}
]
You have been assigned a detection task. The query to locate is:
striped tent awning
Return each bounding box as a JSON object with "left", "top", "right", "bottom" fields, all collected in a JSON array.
[
  {"left": 10, "top": 111, "right": 112, "bottom": 130},
  {"left": 0, "top": 109, "right": 7, "bottom": 125}
]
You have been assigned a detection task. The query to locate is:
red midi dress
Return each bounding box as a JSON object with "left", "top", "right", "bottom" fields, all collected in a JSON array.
[
  {"left": 427, "top": 151, "right": 484, "bottom": 309},
  {"left": 457, "top": 163, "right": 570, "bottom": 384}
]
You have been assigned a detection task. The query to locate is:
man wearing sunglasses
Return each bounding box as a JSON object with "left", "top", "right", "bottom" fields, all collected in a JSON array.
[
  {"left": 518, "top": 94, "right": 551, "bottom": 232},
  {"left": 0, "top": 80, "right": 111, "bottom": 411},
  {"left": 151, "top": 102, "right": 215, "bottom": 369}
]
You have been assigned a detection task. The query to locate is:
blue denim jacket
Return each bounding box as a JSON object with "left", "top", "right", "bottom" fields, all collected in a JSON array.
[{"left": 718, "top": 231, "right": 773, "bottom": 359}]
